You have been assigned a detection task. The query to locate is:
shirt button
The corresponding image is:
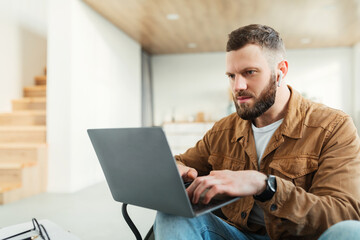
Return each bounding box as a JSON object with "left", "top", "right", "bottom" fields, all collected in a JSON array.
[
  {"left": 241, "top": 211, "right": 247, "bottom": 219},
  {"left": 270, "top": 204, "right": 278, "bottom": 211}
]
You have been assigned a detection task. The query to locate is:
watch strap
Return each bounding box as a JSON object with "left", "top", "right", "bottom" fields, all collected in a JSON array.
[{"left": 253, "top": 175, "right": 276, "bottom": 202}]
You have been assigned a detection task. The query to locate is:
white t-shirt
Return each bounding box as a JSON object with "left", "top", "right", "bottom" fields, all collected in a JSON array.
[{"left": 248, "top": 118, "right": 283, "bottom": 226}]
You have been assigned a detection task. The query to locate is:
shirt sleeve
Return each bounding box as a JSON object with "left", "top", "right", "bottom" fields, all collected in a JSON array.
[{"left": 256, "top": 116, "right": 360, "bottom": 237}]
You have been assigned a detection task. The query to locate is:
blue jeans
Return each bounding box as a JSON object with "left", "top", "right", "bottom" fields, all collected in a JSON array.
[
  {"left": 154, "top": 212, "right": 270, "bottom": 240},
  {"left": 154, "top": 212, "right": 360, "bottom": 240},
  {"left": 318, "top": 220, "right": 360, "bottom": 240}
]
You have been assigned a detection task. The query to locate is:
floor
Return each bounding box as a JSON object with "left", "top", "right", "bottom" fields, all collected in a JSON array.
[{"left": 0, "top": 181, "right": 156, "bottom": 239}]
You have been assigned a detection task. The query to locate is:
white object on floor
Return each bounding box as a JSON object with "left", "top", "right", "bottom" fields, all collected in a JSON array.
[{"left": 0, "top": 219, "right": 81, "bottom": 240}]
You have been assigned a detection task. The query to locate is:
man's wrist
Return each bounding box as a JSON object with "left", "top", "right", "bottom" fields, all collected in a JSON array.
[
  {"left": 254, "top": 175, "right": 277, "bottom": 202},
  {"left": 255, "top": 173, "right": 268, "bottom": 195}
]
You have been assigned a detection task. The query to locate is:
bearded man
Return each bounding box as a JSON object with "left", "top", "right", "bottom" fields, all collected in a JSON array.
[{"left": 154, "top": 24, "right": 360, "bottom": 240}]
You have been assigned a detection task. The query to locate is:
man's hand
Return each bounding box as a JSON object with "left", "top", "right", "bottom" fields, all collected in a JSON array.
[
  {"left": 177, "top": 164, "right": 198, "bottom": 183},
  {"left": 186, "top": 170, "right": 267, "bottom": 204}
]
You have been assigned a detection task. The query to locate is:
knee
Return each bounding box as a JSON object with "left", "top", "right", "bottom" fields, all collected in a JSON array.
[
  {"left": 154, "top": 212, "right": 202, "bottom": 230},
  {"left": 155, "top": 212, "right": 179, "bottom": 227},
  {"left": 319, "top": 220, "right": 360, "bottom": 240},
  {"left": 154, "top": 212, "right": 199, "bottom": 240},
  {"left": 328, "top": 220, "right": 360, "bottom": 233}
]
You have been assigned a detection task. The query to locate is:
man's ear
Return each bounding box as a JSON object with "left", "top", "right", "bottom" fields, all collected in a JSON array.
[{"left": 277, "top": 60, "right": 288, "bottom": 79}]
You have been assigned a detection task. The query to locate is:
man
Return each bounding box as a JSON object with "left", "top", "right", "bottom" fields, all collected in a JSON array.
[{"left": 154, "top": 24, "right": 360, "bottom": 239}]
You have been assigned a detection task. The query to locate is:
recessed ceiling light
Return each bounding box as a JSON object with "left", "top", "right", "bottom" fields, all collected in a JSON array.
[
  {"left": 166, "top": 14, "right": 179, "bottom": 20},
  {"left": 300, "top": 38, "right": 311, "bottom": 44},
  {"left": 322, "top": 4, "right": 336, "bottom": 11},
  {"left": 188, "top": 43, "right": 197, "bottom": 48}
]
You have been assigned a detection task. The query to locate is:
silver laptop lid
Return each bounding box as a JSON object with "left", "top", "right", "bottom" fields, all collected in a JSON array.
[{"left": 87, "top": 127, "right": 195, "bottom": 217}]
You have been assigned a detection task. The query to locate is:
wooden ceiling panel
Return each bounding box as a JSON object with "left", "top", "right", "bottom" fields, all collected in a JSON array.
[{"left": 83, "top": 0, "right": 360, "bottom": 54}]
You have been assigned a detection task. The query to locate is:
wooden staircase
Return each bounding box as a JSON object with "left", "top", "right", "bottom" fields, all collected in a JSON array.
[{"left": 0, "top": 68, "right": 47, "bottom": 204}]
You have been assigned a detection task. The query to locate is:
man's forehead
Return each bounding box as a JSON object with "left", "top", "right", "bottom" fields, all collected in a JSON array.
[{"left": 226, "top": 44, "right": 269, "bottom": 71}]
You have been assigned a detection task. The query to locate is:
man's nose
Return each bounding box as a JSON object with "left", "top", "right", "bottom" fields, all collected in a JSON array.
[{"left": 233, "top": 76, "right": 247, "bottom": 91}]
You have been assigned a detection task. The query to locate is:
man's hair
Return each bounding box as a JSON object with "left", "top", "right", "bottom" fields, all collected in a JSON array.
[{"left": 226, "top": 24, "right": 286, "bottom": 64}]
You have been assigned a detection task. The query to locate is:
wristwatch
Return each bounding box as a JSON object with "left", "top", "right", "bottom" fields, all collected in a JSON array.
[{"left": 253, "top": 175, "right": 277, "bottom": 202}]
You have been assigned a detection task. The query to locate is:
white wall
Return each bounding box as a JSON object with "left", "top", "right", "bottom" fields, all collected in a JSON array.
[
  {"left": 47, "top": 0, "right": 142, "bottom": 192},
  {"left": 286, "top": 48, "right": 353, "bottom": 115},
  {"left": 152, "top": 47, "right": 356, "bottom": 126},
  {"left": 152, "top": 52, "right": 228, "bottom": 125},
  {"left": 0, "top": 0, "right": 47, "bottom": 112}
]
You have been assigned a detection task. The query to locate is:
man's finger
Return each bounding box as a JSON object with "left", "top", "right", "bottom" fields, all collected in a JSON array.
[
  {"left": 187, "top": 168, "right": 198, "bottom": 180},
  {"left": 182, "top": 168, "right": 198, "bottom": 182},
  {"left": 202, "top": 185, "right": 225, "bottom": 204},
  {"left": 191, "top": 177, "right": 220, "bottom": 204}
]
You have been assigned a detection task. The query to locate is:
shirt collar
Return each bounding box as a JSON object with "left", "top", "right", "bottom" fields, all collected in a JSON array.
[
  {"left": 280, "top": 85, "right": 305, "bottom": 139},
  {"left": 231, "top": 117, "right": 250, "bottom": 143}
]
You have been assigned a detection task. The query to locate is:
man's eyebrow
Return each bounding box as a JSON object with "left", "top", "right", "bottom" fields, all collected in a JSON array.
[
  {"left": 242, "top": 67, "right": 260, "bottom": 71},
  {"left": 226, "top": 67, "right": 260, "bottom": 75}
]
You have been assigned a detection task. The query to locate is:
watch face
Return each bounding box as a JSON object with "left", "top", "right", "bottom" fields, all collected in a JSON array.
[{"left": 268, "top": 175, "right": 277, "bottom": 192}]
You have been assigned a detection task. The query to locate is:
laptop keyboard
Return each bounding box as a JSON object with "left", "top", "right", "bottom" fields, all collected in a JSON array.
[{"left": 191, "top": 198, "right": 224, "bottom": 212}]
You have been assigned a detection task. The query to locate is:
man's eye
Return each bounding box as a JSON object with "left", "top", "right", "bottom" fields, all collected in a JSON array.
[
  {"left": 227, "top": 74, "right": 235, "bottom": 80},
  {"left": 246, "top": 70, "right": 255, "bottom": 75}
]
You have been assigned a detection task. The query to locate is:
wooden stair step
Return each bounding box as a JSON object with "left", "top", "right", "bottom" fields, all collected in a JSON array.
[
  {"left": 35, "top": 75, "right": 47, "bottom": 86},
  {"left": 0, "top": 182, "right": 21, "bottom": 193},
  {"left": 0, "top": 162, "right": 36, "bottom": 168},
  {"left": 0, "top": 182, "right": 22, "bottom": 205},
  {"left": 0, "top": 161, "right": 44, "bottom": 204},
  {"left": 0, "top": 162, "right": 23, "bottom": 184},
  {"left": 24, "top": 86, "right": 46, "bottom": 97},
  {"left": 0, "top": 162, "right": 36, "bottom": 185},
  {"left": 0, "top": 143, "right": 47, "bottom": 163},
  {"left": 0, "top": 186, "right": 22, "bottom": 204},
  {"left": 0, "top": 126, "right": 46, "bottom": 143},
  {"left": 0, "top": 161, "right": 37, "bottom": 176},
  {"left": 12, "top": 98, "right": 46, "bottom": 111},
  {"left": 0, "top": 111, "right": 46, "bottom": 126}
]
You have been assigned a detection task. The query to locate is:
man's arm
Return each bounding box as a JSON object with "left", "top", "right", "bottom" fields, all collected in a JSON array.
[
  {"left": 257, "top": 116, "right": 360, "bottom": 236},
  {"left": 186, "top": 169, "right": 267, "bottom": 204},
  {"left": 177, "top": 125, "right": 269, "bottom": 204},
  {"left": 181, "top": 115, "right": 360, "bottom": 237}
]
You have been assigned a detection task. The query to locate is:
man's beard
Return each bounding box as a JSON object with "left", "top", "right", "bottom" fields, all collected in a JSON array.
[{"left": 233, "top": 73, "right": 277, "bottom": 120}]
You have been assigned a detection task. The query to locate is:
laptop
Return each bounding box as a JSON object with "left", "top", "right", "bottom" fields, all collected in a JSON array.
[{"left": 87, "top": 127, "right": 240, "bottom": 218}]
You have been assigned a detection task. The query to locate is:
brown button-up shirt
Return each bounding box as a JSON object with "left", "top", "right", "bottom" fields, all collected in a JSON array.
[{"left": 175, "top": 86, "right": 360, "bottom": 239}]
